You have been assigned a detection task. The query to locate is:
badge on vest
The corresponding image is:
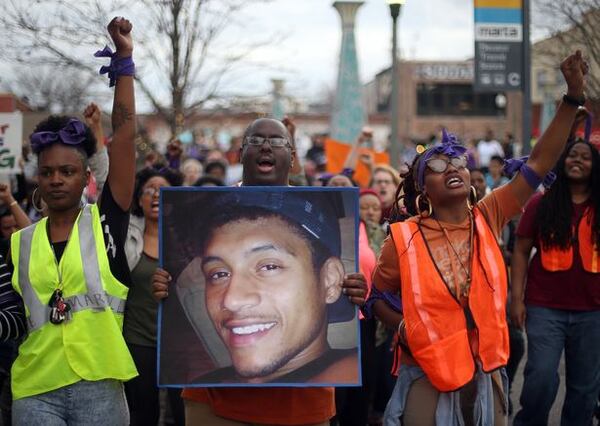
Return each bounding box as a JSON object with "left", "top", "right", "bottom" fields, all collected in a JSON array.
[{"left": 48, "top": 289, "right": 72, "bottom": 324}]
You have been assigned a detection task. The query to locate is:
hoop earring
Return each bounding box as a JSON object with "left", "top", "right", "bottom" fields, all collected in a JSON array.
[
  {"left": 32, "top": 187, "right": 44, "bottom": 213},
  {"left": 415, "top": 194, "right": 433, "bottom": 218},
  {"left": 467, "top": 185, "right": 478, "bottom": 211}
]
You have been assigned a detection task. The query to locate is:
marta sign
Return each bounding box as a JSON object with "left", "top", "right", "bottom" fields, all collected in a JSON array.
[{"left": 474, "top": 0, "right": 523, "bottom": 92}]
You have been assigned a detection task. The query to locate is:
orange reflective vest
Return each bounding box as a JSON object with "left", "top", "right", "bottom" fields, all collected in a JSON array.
[
  {"left": 390, "top": 208, "right": 509, "bottom": 392},
  {"left": 540, "top": 207, "right": 599, "bottom": 273}
]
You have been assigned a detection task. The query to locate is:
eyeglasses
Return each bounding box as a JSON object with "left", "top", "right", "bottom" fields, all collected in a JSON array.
[
  {"left": 142, "top": 186, "right": 167, "bottom": 197},
  {"left": 243, "top": 136, "right": 290, "bottom": 148},
  {"left": 426, "top": 156, "right": 468, "bottom": 173}
]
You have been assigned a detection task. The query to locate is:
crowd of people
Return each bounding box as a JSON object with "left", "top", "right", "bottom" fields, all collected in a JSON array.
[{"left": 0, "top": 15, "right": 596, "bottom": 426}]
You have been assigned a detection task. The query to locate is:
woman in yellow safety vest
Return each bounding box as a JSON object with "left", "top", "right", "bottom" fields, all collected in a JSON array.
[{"left": 10, "top": 17, "right": 138, "bottom": 426}]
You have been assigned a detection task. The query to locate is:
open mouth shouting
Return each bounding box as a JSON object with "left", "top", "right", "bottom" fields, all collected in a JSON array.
[
  {"left": 257, "top": 157, "right": 275, "bottom": 174},
  {"left": 445, "top": 175, "right": 464, "bottom": 189}
]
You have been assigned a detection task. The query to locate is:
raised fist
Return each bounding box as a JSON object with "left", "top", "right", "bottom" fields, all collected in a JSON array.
[
  {"left": 560, "top": 50, "right": 588, "bottom": 99},
  {"left": 107, "top": 16, "right": 133, "bottom": 57},
  {"left": 83, "top": 103, "right": 102, "bottom": 129}
]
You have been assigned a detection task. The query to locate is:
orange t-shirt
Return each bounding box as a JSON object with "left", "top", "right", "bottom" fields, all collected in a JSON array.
[{"left": 182, "top": 387, "right": 335, "bottom": 424}]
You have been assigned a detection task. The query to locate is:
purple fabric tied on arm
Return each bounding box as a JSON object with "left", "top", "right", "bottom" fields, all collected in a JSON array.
[
  {"left": 584, "top": 114, "right": 593, "bottom": 143},
  {"left": 503, "top": 157, "right": 556, "bottom": 189},
  {"left": 416, "top": 129, "right": 467, "bottom": 191},
  {"left": 29, "top": 119, "right": 87, "bottom": 154},
  {"left": 362, "top": 285, "right": 402, "bottom": 319},
  {"left": 94, "top": 46, "right": 135, "bottom": 87}
]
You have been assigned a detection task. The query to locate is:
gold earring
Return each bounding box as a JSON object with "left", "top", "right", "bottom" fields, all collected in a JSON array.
[
  {"left": 467, "top": 185, "right": 478, "bottom": 211},
  {"left": 415, "top": 194, "right": 433, "bottom": 218}
]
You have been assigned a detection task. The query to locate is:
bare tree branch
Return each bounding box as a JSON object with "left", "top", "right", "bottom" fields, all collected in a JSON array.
[
  {"left": 535, "top": 0, "right": 600, "bottom": 99},
  {"left": 0, "top": 0, "right": 278, "bottom": 134}
]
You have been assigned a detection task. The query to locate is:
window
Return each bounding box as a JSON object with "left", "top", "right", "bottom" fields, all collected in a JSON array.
[{"left": 416, "top": 83, "right": 505, "bottom": 116}]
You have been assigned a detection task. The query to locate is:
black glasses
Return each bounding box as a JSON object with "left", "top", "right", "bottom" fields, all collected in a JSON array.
[
  {"left": 243, "top": 136, "right": 290, "bottom": 148},
  {"left": 426, "top": 156, "right": 468, "bottom": 173}
]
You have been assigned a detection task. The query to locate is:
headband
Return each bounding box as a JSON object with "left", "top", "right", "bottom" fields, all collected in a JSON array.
[{"left": 416, "top": 129, "right": 467, "bottom": 191}]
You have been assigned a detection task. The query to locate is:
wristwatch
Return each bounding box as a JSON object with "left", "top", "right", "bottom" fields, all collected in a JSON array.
[{"left": 563, "top": 93, "right": 586, "bottom": 107}]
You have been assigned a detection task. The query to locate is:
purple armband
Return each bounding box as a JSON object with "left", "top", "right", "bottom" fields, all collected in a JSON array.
[
  {"left": 94, "top": 46, "right": 135, "bottom": 87},
  {"left": 503, "top": 157, "right": 556, "bottom": 190},
  {"left": 362, "top": 286, "right": 402, "bottom": 319}
]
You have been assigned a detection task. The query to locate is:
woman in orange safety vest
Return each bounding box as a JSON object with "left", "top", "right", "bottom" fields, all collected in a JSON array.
[{"left": 369, "top": 51, "right": 588, "bottom": 425}]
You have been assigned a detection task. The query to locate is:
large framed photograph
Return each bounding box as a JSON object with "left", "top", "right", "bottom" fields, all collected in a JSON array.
[{"left": 158, "top": 187, "right": 360, "bottom": 387}]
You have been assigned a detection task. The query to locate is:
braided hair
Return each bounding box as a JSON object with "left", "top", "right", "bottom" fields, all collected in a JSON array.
[
  {"left": 536, "top": 141, "right": 600, "bottom": 249},
  {"left": 389, "top": 151, "right": 496, "bottom": 291},
  {"left": 389, "top": 153, "right": 424, "bottom": 223}
]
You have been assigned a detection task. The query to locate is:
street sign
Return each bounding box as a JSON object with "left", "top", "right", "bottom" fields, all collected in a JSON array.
[{"left": 474, "top": 0, "right": 523, "bottom": 92}]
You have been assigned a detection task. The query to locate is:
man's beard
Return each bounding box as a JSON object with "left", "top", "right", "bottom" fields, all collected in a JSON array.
[{"left": 234, "top": 320, "right": 324, "bottom": 379}]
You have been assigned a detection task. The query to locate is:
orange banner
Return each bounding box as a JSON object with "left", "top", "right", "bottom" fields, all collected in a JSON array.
[{"left": 324, "top": 138, "right": 390, "bottom": 188}]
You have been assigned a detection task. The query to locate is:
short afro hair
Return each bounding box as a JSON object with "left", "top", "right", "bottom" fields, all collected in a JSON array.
[{"left": 132, "top": 166, "right": 184, "bottom": 217}]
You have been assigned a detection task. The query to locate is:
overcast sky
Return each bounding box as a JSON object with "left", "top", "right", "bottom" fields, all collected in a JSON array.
[
  {"left": 224, "top": 0, "right": 555, "bottom": 101},
  {"left": 224, "top": 0, "right": 475, "bottom": 98}
]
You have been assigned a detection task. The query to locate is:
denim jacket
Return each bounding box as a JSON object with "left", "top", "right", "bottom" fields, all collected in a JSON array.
[{"left": 384, "top": 364, "right": 508, "bottom": 426}]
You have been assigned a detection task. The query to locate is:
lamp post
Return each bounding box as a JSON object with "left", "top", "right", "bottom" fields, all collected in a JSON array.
[{"left": 387, "top": 0, "right": 404, "bottom": 170}]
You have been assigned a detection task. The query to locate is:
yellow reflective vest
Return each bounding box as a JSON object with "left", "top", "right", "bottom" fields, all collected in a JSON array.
[{"left": 10, "top": 204, "right": 137, "bottom": 400}]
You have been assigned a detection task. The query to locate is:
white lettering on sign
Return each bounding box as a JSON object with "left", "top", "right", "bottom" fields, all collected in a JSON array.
[
  {"left": 475, "top": 24, "right": 523, "bottom": 42},
  {"left": 415, "top": 64, "right": 474, "bottom": 81}
]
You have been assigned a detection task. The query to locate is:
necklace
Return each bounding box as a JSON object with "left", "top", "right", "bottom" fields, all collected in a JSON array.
[
  {"left": 46, "top": 218, "right": 76, "bottom": 324},
  {"left": 434, "top": 212, "right": 474, "bottom": 298}
]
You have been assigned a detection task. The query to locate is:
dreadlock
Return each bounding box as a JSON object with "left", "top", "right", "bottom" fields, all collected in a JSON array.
[
  {"left": 389, "top": 153, "right": 424, "bottom": 223},
  {"left": 389, "top": 150, "right": 496, "bottom": 291},
  {"left": 536, "top": 141, "right": 600, "bottom": 250}
]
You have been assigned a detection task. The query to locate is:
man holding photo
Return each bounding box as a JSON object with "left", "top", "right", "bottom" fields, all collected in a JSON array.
[{"left": 153, "top": 118, "right": 367, "bottom": 425}]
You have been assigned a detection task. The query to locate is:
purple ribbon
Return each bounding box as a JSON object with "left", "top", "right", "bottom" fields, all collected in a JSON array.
[
  {"left": 30, "top": 119, "right": 87, "bottom": 153},
  {"left": 503, "top": 157, "right": 556, "bottom": 189},
  {"left": 416, "top": 129, "right": 467, "bottom": 190},
  {"left": 362, "top": 286, "right": 402, "bottom": 320},
  {"left": 94, "top": 45, "right": 135, "bottom": 87},
  {"left": 584, "top": 114, "right": 593, "bottom": 143}
]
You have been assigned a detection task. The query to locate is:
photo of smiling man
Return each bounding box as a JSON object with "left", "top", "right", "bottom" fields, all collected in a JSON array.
[{"left": 158, "top": 187, "right": 360, "bottom": 387}]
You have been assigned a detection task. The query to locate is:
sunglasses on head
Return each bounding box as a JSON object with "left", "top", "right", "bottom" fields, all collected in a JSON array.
[
  {"left": 426, "top": 156, "right": 468, "bottom": 173},
  {"left": 243, "top": 136, "right": 290, "bottom": 148}
]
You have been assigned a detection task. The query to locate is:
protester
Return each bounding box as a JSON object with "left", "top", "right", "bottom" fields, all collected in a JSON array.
[
  {"left": 166, "top": 139, "right": 185, "bottom": 170},
  {"left": 477, "top": 129, "right": 504, "bottom": 170},
  {"left": 502, "top": 132, "right": 515, "bottom": 160},
  {"left": 204, "top": 160, "right": 227, "bottom": 184},
  {"left": 336, "top": 189, "right": 387, "bottom": 426},
  {"left": 124, "top": 167, "right": 184, "bottom": 425},
  {"left": 469, "top": 168, "right": 489, "bottom": 201},
  {"left": 180, "top": 158, "right": 203, "bottom": 186},
  {"left": 193, "top": 176, "right": 225, "bottom": 187},
  {"left": 486, "top": 155, "right": 509, "bottom": 190},
  {"left": 83, "top": 102, "right": 110, "bottom": 200},
  {"left": 511, "top": 110, "right": 600, "bottom": 425},
  {"left": 9, "top": 17, "right": 138, "bottom": 425},
  {"left": 327, "top": 173, "right": 355, "bottom": 187},
  {"left": 369, "top": 164, "right": 400, "bottom": 224},
  {"left": 153, "top": 117, "right": 367, "bottom": 426},
  {"left": 369, "top": 51, "right": 587, "bottom": 425}
]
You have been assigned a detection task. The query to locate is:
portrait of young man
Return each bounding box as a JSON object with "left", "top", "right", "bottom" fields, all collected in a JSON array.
[{"left": 158, "top": 187, "right": 360, "bottom": 387}]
